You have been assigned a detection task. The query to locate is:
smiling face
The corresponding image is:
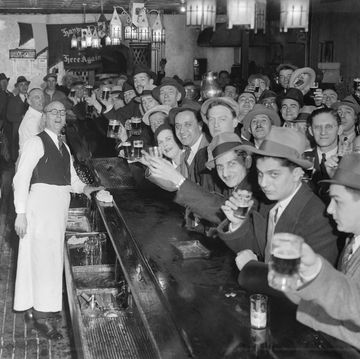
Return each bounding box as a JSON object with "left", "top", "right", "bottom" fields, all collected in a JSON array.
[
  {"left": 337, "top": 105, "right": 356, "bottom": 133},
  {"left": 281, "top": 99, "right": 301, "bottom": 122},
  {"left": 133, "top": 72, "right": 153, "bottom": 94},
  {"left": 157, "top": 129, "right": 181, "bottom": 160},
  {"left": 327, "top": 184, "right": 360, "bottom": 234},
  {"left": 256, "top": 157, "right": 302, "bottom": 201},
  {"left": 207, "top": 105, "right": 237, "bottom": 137},
  {"left": 174, "top": 110, "right": 202, "bottom": 147},
  {"left": 141, "top": 94, "right": 159, "bottom": 112},
  {"left": 223, "top": 85, "right": 238, "bottom": 100},
  {"left": 309, "top": 112, "right": 341, "bottom": 151},
  {"left": 249, "top": 114, "right": 272, "bottom": 142},
  {"left": 44, "top": 101, "right": 66, "bottom": 135},
  {"left": 215, "top": 150, "right": 247, "bottom": 188},
  {"left": 28, "top": 89, "right": 45, "bottom": 112}
]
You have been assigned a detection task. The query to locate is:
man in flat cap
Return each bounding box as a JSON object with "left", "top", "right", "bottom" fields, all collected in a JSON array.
[
  {"left": 43, "top": 73, "right": 69, "bottom": 108},
  {"left": 152, "top": 77, "right": 186, "bottom": 109},
  {"left": 276, "top": 153, "right": 360, "bottom": 349}
]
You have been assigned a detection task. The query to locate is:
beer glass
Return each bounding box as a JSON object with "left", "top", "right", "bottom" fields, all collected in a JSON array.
[
  {"left": 309, "top": 82, "right": 319, "bottom": 98},
  {"left": 268, "top": 233, "right": 303, "bottom": 291},
  {"left": 233, "top": 190, "right": 252, "bottom": 219},
  {"left": 122, "top": 141, "right": 132, "bottom": 159},
  {"left": 85, "top": 85, "right": 93, "bottom": 97},
  {"left": 250, "top": 294, "right": 268, "bottom": 329},
  {"left": 102, "top": 87, "right": 110, "bottom": 101},
  {"left": 131, "top": 117, "right": 142, "bottom": 136},
  {"left": 107, "top": 119, "right": 120, "bottom": 138},
  {"left": 133, "top": 140, "right": 143, "bottom": 159},
  {"left": 70, "top": 89, "right": 76, "bottom": 97},
  {"left": 302, "top": 153, "right": 315, "bottom": 182}
]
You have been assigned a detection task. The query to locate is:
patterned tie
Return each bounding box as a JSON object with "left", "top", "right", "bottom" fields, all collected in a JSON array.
[
  {"left": 264, "top": 204, "right": 280, "bottom": 262},
  {"left": 184, "top": 146, "right": 191, "bottom": 164},
  {"left": 58, "top": 134, "right": 64, "bottom": 156},
  {"left": 340, "top": 235, "right": 355, "bottom": 274}
]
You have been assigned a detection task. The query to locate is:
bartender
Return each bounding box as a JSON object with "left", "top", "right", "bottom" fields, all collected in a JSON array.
[{"left": 13, "top": 101, "right": 102, "bottom": 340}]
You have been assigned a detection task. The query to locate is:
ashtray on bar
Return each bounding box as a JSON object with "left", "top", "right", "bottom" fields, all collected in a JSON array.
[{"left": 172, "top": 240, "right": 211, "bottom": 259}]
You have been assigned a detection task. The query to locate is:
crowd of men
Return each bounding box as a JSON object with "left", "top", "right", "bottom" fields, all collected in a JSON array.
[{"left": 1, "top": 62, "right": 360, "bottom": 347}]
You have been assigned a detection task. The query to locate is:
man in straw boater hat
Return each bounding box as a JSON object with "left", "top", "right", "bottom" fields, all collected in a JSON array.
[
  {"left": 275, "top": 153, "right": 360, "bottom": 349},
  {"left": 218, "top": 127, "right": 338, "bottom": 268}
]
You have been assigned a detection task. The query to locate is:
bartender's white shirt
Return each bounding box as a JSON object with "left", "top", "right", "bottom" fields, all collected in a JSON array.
[
  {"left": 13, "top": 128, "right": 86, "bottom": 214},
  {"left": 18, "top": 106, "right": 44, "bottom": 156}
]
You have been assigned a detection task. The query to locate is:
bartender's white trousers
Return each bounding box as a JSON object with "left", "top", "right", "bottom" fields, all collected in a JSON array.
[{"left": 14, "top": 183, "right": 70, "bottom": 312}]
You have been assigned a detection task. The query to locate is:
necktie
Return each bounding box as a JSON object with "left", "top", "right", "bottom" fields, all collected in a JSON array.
[
  {"left": 58, "top": 134, "right": 64, "bottom": 156},
  {"left": 340, "top": 236, "right": 355, "bottom": 274},
  {"left": 320, "top": 152, "right": 327, "bottom": 176},
  {"left": 264, "top": 204, "right": 280, "bottom": 262},
  {"left": 184, "top": 146, "right": 191, "bottom": 165}
]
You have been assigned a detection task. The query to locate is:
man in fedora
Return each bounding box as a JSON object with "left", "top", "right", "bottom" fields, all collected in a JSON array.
[
  {"left": 43, "top": 73, "right": 69, "bottom": 108},
  {"left": 218, "top": 127, "right": 338, "bottom": 266},
  {"left": 6, "top": 75, "right": 30, "bottom": 162},
  {"left": 277, "top": 153, "right": 360, "bottom": 349},
  {"left": 242, "top": 104, "right": 281, "bottom": 149},
  {"left": 152, "top": 77, "right": 186, "bottom": 109}
]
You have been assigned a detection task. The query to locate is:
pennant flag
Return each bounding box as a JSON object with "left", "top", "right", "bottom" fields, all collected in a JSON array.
[{"left": 18, "top": 22, "right": 48, "bottom": 57}]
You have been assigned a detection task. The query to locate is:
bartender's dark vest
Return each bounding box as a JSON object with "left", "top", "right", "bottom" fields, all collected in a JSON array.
[{"left": 30, "top": 131, "right": 71, "bottom": 186}]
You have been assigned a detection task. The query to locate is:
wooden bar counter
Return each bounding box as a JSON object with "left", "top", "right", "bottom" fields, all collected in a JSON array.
[{"left": 67, "top": 158, "right": 360, "bottom": 359}]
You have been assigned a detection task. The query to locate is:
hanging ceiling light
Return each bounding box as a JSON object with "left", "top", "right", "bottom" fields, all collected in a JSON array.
[
  {"left": 227, "top": 0, "right": 266, "bottom": 33},
  {"left": 186, "top": 0, "right": 217, "bottom": 30},
  {"left": 136, "top": 7, "right": 151, "bottom": 42},
  {"left": 280, "top": 0, "right": 309, "bottom": 32},
  {"left": 152, "top": 11, "right": 165, "bottom": 43},
  {"left": 110, "top": 7, "right": 122, "bottom": 45}
]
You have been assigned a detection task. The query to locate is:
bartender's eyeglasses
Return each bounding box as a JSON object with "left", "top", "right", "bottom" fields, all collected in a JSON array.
[{"left": 47, "top": 109, "right": 66, "bottom": 116}]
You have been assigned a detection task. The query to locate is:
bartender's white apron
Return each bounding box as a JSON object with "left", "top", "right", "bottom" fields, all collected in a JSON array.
[{"left": 14, "top": 183, "right": 70, "bottom": 312}]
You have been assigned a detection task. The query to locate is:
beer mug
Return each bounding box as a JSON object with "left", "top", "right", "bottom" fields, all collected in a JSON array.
[
  {"left": 133, "top": 140, "right": 143, "bottom": 159},
  {"left": 309, "top": 82, "right": 319, "bottom": 98},
  {"left": 85, "top": 85, "right": 93, "bottom": 97},
  {"left": 122, "top": 141, "right": 132, "bottom": 159},
  {"left": 107, "top": 119, "right": 120, "bottom": 138},
  {"left": 268, "top": 233, "right": 303, "bottom": 292},
  {"left": 102, "top": 86, "right": 110, "bottom": 101},
  {"left": 233, "top": 190, "right": 252, "bottom": 219},
  {"left": 131, "top": 117, "right": 142, "bottom": 135}
]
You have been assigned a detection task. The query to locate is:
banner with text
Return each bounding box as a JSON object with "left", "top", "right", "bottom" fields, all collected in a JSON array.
[{"left": 46, "top": 22, "right": 102, "bottom": 70}]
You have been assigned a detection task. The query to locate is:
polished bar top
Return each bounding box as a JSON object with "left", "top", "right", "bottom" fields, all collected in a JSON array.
[
  {"left": 109, "top": 187, "right": 358, "bottom": 358},
  {"left": 93, "top": 159, "right": 360, "bottom": 358}
]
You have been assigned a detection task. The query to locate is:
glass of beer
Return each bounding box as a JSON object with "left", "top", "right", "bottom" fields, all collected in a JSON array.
[
  {"left": 133, "top": 140, "right": 143, "bottom": 159},
  {"left": 122, "top": 141, "right": 132, "bottom": 159},
  {"left": 309, "top": 82, "right": 319, "bottom": 98},
  {"left": 233, "top": 190, "right": 252, "bottom": 219},
  {"left": 107, "top": 119, "right": 120, "bottom": 138},
  {"left": 102, "top": 86, "right": 110, "bottom": 101},
  {"left": 131, "top": 117, "right": 142, "bottom": 135},
  {"left": 85, "top": 85, "right": 93, "bottom": 97},
  {"left": 268, "top": 233, "right": 303, "bottom": 292},
  {"left": 302, "top": 153, "right": 315, "bottom": 182},
  {"left": 250, "top": 294, "right": 268, "bottom": 329}
]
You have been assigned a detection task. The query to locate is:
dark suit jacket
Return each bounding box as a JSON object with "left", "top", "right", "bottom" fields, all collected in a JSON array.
[
  {"left": 217, "top": 183, "right": 339, "bottom": 265},
  {"left": 187, "top": 133, "right": 210, "bottom": 183},
  {"left": 6, "top": 94, "right": 28, "bottom": 161}
]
